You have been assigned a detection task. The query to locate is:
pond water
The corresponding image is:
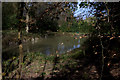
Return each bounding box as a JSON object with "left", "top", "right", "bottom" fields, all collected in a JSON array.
[{"left": 3, "top": 33, "right": 87, "bottom": 60}]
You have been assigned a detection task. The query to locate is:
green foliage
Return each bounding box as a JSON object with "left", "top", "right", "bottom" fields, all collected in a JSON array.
[
  {"left": 2, "top": 3, "right": 19, "bottom": 30},
  {"left": 69, "top": 21, "right": 79, "bottom": 32},
  {"left": 35, "top": 16, "right": 59, "bottom": 34},
  {"left": 3, "top": 14, "right": 19, "bottom": 30},
  {"left": 59, "top": 22, "right": 69, "bottom": 32},
  {"left": 2, "top": 56, "right": 19, "bottom": 77},
  {"left": 59, "top": 19, "right": 95, "bottom": 33}
]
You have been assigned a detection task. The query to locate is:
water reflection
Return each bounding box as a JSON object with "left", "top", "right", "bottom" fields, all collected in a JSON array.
[
  {"left": 3, "top": 34, "right": 87, "bottom": 60},
  {"left": 45, "top": 47, "right": 50, "bottom": 55}
]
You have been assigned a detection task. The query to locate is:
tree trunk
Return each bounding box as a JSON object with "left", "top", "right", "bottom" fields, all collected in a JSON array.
[
  {"left": 107, "top": 9, "right": 109, "bottom": 23},
  {"left": 104, "top": 2, "right": 114, "bottom": 33},
  {"left": 26, "top": 2, "right": 29, "bottom": 33},
  {"left": 0, "top": 42, "right": 2, "bottom": 80},
  {"left": 0, "top": 2, "right": 2, "bottom": 80},
  {"left": 26, "top": 12, "right": 29, "bottom": 33},
  {"left": 17, "top": 2, "right": 24, "bottom": 79}
]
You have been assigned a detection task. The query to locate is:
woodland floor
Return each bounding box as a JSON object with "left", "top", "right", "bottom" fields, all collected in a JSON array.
[{"left": 4, "top": 48, "right": 120, "bottom": 80}]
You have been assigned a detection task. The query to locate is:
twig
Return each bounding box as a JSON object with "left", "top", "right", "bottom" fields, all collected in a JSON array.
[{"left": 98, "top": 28, "right": 104, "bottom": 80}]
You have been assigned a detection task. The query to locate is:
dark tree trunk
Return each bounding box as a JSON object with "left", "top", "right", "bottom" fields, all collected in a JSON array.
[{"left": 17, "top": 2, "right": 24, "bottom": 79}]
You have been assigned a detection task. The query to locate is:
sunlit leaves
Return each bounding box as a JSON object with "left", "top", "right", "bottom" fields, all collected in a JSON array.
[
  {"left": 107, "top": 62, "right": 111, "bottom": 67},
  {"left": 2, "top": 72, "right": 6, "bottom": 76},
  {"left": 110, "top": 37, "right": 114, "bottom": 40},
  {"left": 95, "top": 52, "right": 98, "bottom": 54}
]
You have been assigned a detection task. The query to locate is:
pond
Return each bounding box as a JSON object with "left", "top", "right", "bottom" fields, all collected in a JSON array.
[{"left": 2, "top": 33, "right": 87, "bottom": 60}]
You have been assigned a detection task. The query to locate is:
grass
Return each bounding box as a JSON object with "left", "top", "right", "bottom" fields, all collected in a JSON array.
[{"left": 3, "top": 48, "right": 84, "bottom": 79}]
